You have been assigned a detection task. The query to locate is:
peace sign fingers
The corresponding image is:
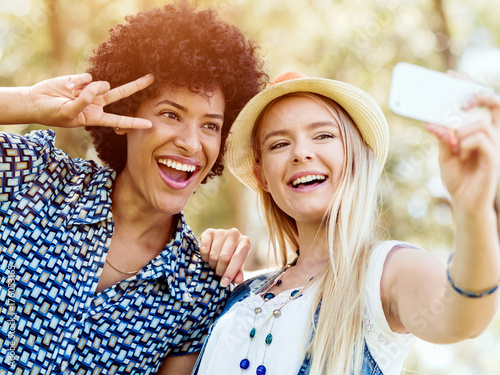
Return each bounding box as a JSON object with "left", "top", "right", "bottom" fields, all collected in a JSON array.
[
  {"left": 72, "top": 75, "right": 155, "bottom": 129},
  {"left": 101, "top": 74, "right": 155, "bottom": 107}
]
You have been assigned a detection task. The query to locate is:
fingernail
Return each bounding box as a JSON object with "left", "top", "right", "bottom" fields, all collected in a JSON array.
[
  {"left": 446, "top": 128, "right": 459, "bottom": 154},
  {"left": 220, "top": 277, "right": 230, "bottom": 287},
  {"left": 66, "top": 82, "right": 75, "bottom": 89},
  {"left": 89, "top": 83, "right": 98, "bottom": 94}
]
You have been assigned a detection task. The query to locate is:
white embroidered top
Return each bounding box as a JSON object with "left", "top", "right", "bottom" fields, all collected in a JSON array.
[{"left": 198, "top": 241, "right": 420, "bottom": 375}]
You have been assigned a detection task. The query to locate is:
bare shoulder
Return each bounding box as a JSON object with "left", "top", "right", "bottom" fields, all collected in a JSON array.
[
  {"left": 380, "top": 245, "right": 444, "bottom": 333},
  {"left": 382, "top": 245, "right": 442, "bottom": 278}
]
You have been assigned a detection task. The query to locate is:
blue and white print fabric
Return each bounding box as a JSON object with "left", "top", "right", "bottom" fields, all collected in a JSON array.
[{"left": 0, "top": 130, "right": 227, "bottom": 374}]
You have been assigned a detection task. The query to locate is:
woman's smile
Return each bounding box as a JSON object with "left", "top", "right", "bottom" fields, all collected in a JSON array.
[
  {"left": 157, "top": 156, "right": 200, "bottom": 189},
  {"left": 288, "top": 171, "right": 328, "bottom": 189}
]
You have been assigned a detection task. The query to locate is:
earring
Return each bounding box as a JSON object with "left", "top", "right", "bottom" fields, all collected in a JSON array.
[{"left": 115, "top": 127, "right": 120, "bottom": 131}]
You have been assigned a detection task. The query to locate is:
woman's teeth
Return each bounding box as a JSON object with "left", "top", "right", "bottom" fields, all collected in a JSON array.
[
  {"left": 292, "top": 174, "right": 326, "bottom": 187},
  {"left": 158, "top": 158, "right": 196, "bottom": 172}
]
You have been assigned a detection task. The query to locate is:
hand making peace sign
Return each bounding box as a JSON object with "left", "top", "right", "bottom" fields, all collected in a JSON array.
[{"left": 25, "top": 73, "right": 155, "bottom": 129}]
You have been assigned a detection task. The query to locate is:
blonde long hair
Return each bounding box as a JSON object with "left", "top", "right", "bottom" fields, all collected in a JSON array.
[{"left": 252, "top": 93, "right": 381, "bottom": 374}]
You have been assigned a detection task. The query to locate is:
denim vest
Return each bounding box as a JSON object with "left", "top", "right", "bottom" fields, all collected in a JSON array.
[{"left": 193, "top": 273, "right": 383, "bottom": 375}]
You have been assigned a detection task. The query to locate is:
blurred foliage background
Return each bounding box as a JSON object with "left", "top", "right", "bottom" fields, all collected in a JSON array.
[{"left": 1, "top": 0, "right": 499, "bottom": 373}]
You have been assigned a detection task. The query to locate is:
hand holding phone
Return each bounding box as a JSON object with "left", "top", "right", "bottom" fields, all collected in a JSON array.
[{"left": 389, "top": 62, "right": 493, "bottom": 128}]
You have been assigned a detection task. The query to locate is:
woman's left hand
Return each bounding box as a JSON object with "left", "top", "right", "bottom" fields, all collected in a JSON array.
[
  {"left": 199, "top": 228, "right": 251, "bottom": 287},
  {"left": 425, "top": 91, "right": 500, "bottom": 213}
]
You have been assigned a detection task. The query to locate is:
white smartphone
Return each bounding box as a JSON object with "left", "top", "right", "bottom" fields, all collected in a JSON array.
[{"left": 389, "top": 62, "right": 493, "bottom": 128}]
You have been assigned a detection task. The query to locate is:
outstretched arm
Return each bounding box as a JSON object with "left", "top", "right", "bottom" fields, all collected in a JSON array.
[
  {"left": 0, "top": 73, "right": 154, "bottom": 129},
  {"left": 383, "top": 92, "right": 500, "bottom": 343}
]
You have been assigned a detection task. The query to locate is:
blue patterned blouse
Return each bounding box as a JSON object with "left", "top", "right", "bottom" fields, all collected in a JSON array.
[{"left": 0, "top": 130, "right": 228, "bottom": 374}]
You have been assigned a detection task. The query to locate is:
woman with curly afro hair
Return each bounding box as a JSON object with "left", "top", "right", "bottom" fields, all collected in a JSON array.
[
  {"left": 0, "top": 1, "right": 267, "bottom": 374},
  {"left": 86, "top": 1, "right": 267, "bottom": 181}
]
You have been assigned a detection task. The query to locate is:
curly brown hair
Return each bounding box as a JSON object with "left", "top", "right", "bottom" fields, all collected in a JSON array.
[{"left": 86, "top": 0, "right": 267, "bottom": 182}]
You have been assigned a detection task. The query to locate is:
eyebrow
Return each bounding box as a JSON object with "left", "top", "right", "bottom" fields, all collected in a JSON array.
[
  {"left": 262, "top": 121, "right": 339, "bottom": 143},
  {"left": 155, "top": 99, "right": 224, "bottom": 121}
]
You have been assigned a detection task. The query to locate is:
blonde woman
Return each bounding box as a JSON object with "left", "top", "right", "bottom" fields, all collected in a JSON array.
[{"left": 193, "top": 71, "right": 500, "bottom": 375}]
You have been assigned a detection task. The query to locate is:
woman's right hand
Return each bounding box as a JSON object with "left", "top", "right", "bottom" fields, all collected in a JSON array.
[
  {"left": 424, "top": 91, "right": 500, "bottom": 214},
  {"left": 25, "top": 73, "right": 155, "bottom": 129}
]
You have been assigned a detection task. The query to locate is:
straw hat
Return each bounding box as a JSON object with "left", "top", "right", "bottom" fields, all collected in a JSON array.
[{"left": 225, "top": 71, "right": 390, "bottom": 191}]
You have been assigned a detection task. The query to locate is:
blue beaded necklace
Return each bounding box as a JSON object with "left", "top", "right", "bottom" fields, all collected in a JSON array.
[{"left": 239, "top": 254, "right": 303, "bottom": 375}]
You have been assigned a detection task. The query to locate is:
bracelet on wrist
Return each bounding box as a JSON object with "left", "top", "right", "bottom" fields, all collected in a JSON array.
[{"left": 447, "top": 253, "right": 500, "bottom": 298}]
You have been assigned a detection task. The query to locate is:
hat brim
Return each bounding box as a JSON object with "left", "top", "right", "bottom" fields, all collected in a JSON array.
[{"left": 225, "top": 77, "right": 389, "bottom": 191}]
